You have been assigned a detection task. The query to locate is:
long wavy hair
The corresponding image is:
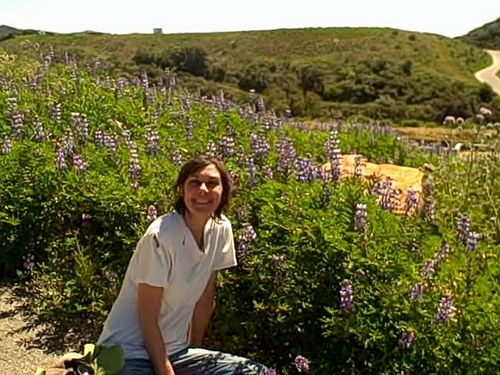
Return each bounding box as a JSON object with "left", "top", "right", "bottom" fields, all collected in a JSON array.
[{"left": 173, "top": 155, "right": 232, "bottom": 220}]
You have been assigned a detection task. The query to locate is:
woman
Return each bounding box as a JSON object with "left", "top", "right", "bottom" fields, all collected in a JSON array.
[{"left": 98, "top": 155, "right": 267, "bottom": 374}]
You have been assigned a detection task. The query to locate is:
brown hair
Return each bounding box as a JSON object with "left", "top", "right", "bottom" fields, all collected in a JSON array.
[{"left": 173, "top": 155, "right": 232, "bottom": 219}]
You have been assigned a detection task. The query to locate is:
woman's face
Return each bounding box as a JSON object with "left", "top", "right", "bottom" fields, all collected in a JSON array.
[{"left": 182, "top": 163, "right": 223, "bottom": 219}]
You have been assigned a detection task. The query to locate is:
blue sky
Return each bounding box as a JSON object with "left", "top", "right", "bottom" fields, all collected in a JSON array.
[{"left": 1, "top": 0, "right": 499, "bottom": 38}]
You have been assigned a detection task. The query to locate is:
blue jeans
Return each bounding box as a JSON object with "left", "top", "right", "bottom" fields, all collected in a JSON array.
[{"left": 119, "top": 347, "right": 268, "bottom": 375}]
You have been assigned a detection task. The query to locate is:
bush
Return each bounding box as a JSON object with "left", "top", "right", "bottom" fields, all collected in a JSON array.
[{"left": 1, "top": 46, "right": 499, "bottom": 374}]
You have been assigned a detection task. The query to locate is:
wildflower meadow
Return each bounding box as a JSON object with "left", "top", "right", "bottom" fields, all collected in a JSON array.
[{"left": 0, "top": 44, "right": 499, "bottom": 374}]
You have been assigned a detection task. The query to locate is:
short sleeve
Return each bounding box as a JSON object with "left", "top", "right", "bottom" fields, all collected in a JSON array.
[
  {"left": 130, "top": 231, "right": 171, "bottom": 288},
  {"left": 213, "top": 220, "right": 237, "bottom": 271}
]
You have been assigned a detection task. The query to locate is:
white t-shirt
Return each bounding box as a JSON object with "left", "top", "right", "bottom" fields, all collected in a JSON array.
[{"left": 97, "top": 210, "right": 237, "bottom": 359}]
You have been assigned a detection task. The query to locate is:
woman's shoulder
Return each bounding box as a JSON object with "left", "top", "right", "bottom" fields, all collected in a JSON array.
[
  {"left": 213, "top": 214, "right": 234, "bottom": 236},
  {"left": 147, "top": 211, "right": 181, "bottom": 236}
]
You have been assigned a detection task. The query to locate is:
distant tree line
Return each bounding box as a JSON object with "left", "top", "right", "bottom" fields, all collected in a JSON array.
[{"left": 132, "top": 46, "right": 500, "bottom": 124}]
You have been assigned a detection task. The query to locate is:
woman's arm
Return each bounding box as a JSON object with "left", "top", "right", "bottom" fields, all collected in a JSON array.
[
  {"left": 189, "top": 272, "right": 217, "bottom": 346},
  {"left": 138, "top": 283, "right": 176, "bottom": 375}
]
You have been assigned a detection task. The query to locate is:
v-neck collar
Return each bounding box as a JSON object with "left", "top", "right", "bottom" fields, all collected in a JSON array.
[{"left": 176, "top": 211, "right": 214, "bottom": 254}]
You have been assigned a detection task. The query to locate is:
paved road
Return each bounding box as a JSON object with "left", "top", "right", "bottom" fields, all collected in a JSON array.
[{"left": 474, "top": 50, "right": 500, "bottom": 95}]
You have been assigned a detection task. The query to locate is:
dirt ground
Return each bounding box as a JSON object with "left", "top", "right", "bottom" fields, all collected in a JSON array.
[{"left": 0, "top": 285, "right": 60, "bottom": 375}]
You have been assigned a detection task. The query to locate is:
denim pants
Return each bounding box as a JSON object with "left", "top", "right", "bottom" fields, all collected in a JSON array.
[{"left": 118, "top": 347, "right": 268, "bottom": 375}]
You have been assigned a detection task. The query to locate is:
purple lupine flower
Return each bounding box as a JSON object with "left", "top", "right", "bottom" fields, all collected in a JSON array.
[
  {"left": 104, "top": 134, "right": 119, "bottom": 153},
  {"left": 423, "top": 199, "right": 435, "bottom": 221},
  {"left": 272, "top": 254, "right": 285, "bottom": 267},
  {"left": 295, "top": 156, "right": 316, "bottom": 182},
  {"left": 420, "top": 259, "right": 437, "bottom": 279},
  {"left": 434, "top": 293, "right": 456, "bottom": 323},
  {"left": 434, "top": 242, "right": 451, "bottom": 262},
  {"left": 404, "top": 188, "right": 419, "bottom": 215},
  {"left": 237, "top": 224, "right": 257, "bottom": 257},
  {"left": 72, "top": 154, "right": 87, "bottom": 173},
  {"left": 276, "top": 136, "right": 296, "bottom": 179},
  {"left": 7, "top": 98, "right": 24, "bottom": 138},
  {"left": 206, "top": 140, "right": 217, "bottom": 157},
  {"left": 2, "top": 135, "right": 12, "bottom": 154},
  {"left": 410, "top": 283, "right": 425, "bottom": 300},
  {"left": 147, "top": 205, "right": 157, "bottom": 225},
  {"left": 263, "top": 165, "right": 274, "bottom": 180},
  {"left": 324, "top": 128, "right": 342, "bottom": 181},
  {"left": 49, "top": 102, "right": 62, "bottom": 124},
  {"left": 11, "top": 110, "right": 24, "bottom": 138},
  {"left": 33, "top": 116, "right": 46, "bottom": 142},
  {"left": 373, "top": 177, "right": 399, "bottom": 212},
  {"left": 263, "top": 368, "right": 278, "bottom": 375},
  {"left": 457, "top": 214, "right": 470, "bottom": 243},
  {"left": 466, "top": 232, "right": 480, "bottom": 251},
  {"left": 250, "top": 132, "right": 270, "bottom": 161},
  {"left": 247, "top": 157, "right": 258, "bottom": 186},
  {"left": 23, "top": 253, "right": 35, "bottom": 270},
  {"left": 354, "top": 203, "right": 368, "bottom": 232},
  {"left": 172, "top": 149, "right": 183, "bottom": 165},
  {"left": 140, "top": 71, "right": 149, "bottom": 91},
  {"left": 398, "top": 330, "right": 415, "bottom": 349},
  {"left": 340, "top": 279, "right": 354, "bottom": 312},
  {"left": 219, "top": 135, "right": 235, "bottom": 158},
  {"left": 145, "top": 128, "right": 160, "bottom": 155},
  {"left": 61, "top": 130, "right": 75, "bottom": 157},
  {"left": 185, "top": 119, "right": 194, "bottom": 141},
  {"left": 128, "top": 144, "right": 141, "bottom": 189},
  {"left": 55, "top": 143, "right": 66, "bottom": 169},
  {"left": 26, "top": 75, "right": 39, "bottom": 91},
  {"left": 71, "top": 112, "right": 89, "bottom": 141},
  {"left": 94, "top": 130, "right": 105, "bottom": 147},
  {"left": 181, "top": 96, "right": 191, "bottom": 111},
  {"left": 294, "top": 355, "right": 309, "bottom": 373}
]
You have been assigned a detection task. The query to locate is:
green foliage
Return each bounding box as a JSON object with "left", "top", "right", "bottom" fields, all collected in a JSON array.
[
  {"left": 1, "top": 48, "right": 499, "bottom": 374},
  {"left": 458, "top": 17, "right": 500, "bottom": 49},
  {"left": 1, "top": 25, "right": 496, "bottom": 124}
]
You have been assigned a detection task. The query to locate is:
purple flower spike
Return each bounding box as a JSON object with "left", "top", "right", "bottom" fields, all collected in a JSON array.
[
  {"left": 294, "top": 355, "right": 310, "bottom": 373},
  {"left": 354, "top": 203, "right": 367, "bottom": 232},
  {"left": 434, "top": 293, "right": 456, "bottom": 323},
  {"left": 340, "top": 279, "right": 354, "bottom": 312},
  {"left": 24, "top": 253, "right": 35, "bottom": 270},
  {"left": 398, "top": 330, "right": 415, "bottom": 349}
]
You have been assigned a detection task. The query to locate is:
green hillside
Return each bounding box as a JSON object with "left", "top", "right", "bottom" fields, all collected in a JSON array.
[
  {"left": 457, "top": 17, "right": 500, "bottom": 50},
  {"left": 1, "top": 26, "right": 499, "bottom": 123}
]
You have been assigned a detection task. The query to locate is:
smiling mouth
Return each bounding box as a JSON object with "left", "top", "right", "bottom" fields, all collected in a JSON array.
[{"left": 194, "top": 199, "right": 211, "bottom": 204}]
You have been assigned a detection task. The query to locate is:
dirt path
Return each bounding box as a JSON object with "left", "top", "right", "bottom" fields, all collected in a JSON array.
[
  {"left": 474, "top": 50, "right": 500, "bottom": 95},
  {"left": 0, "top": 285, "right": 59, "bottom": 375}
]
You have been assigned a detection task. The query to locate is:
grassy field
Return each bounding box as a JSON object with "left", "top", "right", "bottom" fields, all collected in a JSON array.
[
  {"left": 393, "top": 126, "right": 497, "bottom": 143},
  {"left": 2, "top": 26, "right": 498, "bottom": 123}
]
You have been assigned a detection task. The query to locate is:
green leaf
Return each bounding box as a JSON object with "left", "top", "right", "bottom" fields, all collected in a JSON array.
[
  {"left": 96, "top": 345, "right": 124, "bottom": 375},
  {"left": 83, "top": 343, "right": 96, "bottom": 359}
]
